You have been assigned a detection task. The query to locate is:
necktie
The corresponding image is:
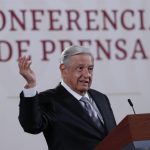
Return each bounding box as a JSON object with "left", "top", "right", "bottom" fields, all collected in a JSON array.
[{"left": 80, "top": 96, "right": 103, "bottom": 128}]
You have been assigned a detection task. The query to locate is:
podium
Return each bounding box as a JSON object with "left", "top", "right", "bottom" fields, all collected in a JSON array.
[{"left": 95, "top": 113, "right": 150, "bottom": 150}]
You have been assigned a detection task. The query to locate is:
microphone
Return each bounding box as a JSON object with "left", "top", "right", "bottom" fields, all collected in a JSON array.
[{"left": 128, "top": 99, "right": 136, "bottom": 114}]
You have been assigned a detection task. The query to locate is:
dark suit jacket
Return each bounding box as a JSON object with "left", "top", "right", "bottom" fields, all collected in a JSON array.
[{"left": 19, "top": 84, "right": 116, "bottom": 150}]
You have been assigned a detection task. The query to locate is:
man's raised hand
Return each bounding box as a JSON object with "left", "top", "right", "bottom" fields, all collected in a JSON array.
[{"left": 18, "top": 56, "right": 36, "bottom": 88}]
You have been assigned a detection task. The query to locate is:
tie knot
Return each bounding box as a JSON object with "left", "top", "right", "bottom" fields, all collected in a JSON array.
[
  {"left": 80, "top": 96, "right": 92, "bottom": 109},
  {"left": 80, "top": 96, "right": 89, "bottom": 102}
]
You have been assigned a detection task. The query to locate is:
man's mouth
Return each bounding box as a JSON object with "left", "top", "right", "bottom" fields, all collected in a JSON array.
[{"left": 79, "top": 80, "right": 89, "bottom": 84}]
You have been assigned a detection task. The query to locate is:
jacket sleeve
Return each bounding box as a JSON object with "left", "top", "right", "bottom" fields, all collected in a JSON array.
[{"left": 18, "top": 91, "right": 51, "bottom": 134}]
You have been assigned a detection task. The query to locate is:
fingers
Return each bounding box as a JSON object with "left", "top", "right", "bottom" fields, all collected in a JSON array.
[
  {"left": 18, "top": 56, "right": 36, "bottom": 87},
  {"left": 18, "top": 56, "right": 32, "bottom": 72}
]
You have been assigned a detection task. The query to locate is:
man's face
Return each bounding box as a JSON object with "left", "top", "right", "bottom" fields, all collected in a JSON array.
[{"left": 60, "top": 54, "right": 94, "bottom": 95}]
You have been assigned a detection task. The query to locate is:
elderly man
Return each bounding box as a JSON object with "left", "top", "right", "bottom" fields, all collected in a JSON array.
[{"left": 18, "top": 45, "right": 116, "bottom": 150}]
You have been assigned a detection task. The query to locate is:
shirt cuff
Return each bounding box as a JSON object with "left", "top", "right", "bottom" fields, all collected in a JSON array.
[{"left": 23, "top": 87, "right": 37, "bottom": 97}]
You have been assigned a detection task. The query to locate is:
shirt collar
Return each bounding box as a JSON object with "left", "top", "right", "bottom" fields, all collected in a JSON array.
[{"left": 61, "top": 80, "right": 90, "bottom": 101}]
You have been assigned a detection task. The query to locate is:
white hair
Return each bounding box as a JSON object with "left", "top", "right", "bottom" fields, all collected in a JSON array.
[{"left": 60, "top": 45, "right": 94, "bottom": 65}]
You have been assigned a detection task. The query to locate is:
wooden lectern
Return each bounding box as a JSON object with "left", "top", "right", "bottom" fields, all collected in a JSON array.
[{"left": 95, "top": 113, "right": 150, "bottom": 150}]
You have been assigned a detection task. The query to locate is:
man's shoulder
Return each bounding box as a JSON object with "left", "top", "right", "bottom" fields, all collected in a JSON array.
[
  {"left": 88, "top": 89, "right": 110, "bottom": 105},
  {"left": 89, "top": 88, "right": 106, "bottom": 96},
  {"left": 39, "top": 84, "right": 64, "bottom": 96}
]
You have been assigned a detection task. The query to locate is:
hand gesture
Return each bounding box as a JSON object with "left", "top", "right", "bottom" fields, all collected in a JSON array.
[{"left": 18, "top": 56, "right": 36, "bottom": 88}]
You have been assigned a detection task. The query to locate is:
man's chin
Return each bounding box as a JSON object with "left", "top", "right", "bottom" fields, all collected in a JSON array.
[{"left": 79, "top": 87, "right": 89, "bottom": 94}]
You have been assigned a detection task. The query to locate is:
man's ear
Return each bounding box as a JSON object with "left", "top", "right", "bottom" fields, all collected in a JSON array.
[
  {"left": 60, "top": 64, "right": 65, "bottom": 71},
  {"left": 60, "top": 64, "right": 68, "bottom": 78}
]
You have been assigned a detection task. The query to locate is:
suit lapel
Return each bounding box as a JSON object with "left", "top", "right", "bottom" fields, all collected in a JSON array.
[
  {"left": 55, "top": 84, "right": 84, "bottom": 116},
  {"left": 55, "top": 85, "right": 101, "bottom": 132}
]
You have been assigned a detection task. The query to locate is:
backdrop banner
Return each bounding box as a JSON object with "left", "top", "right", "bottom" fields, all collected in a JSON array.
[{"left": 0, "top": 0, "right": 150, "bottom": 149}]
